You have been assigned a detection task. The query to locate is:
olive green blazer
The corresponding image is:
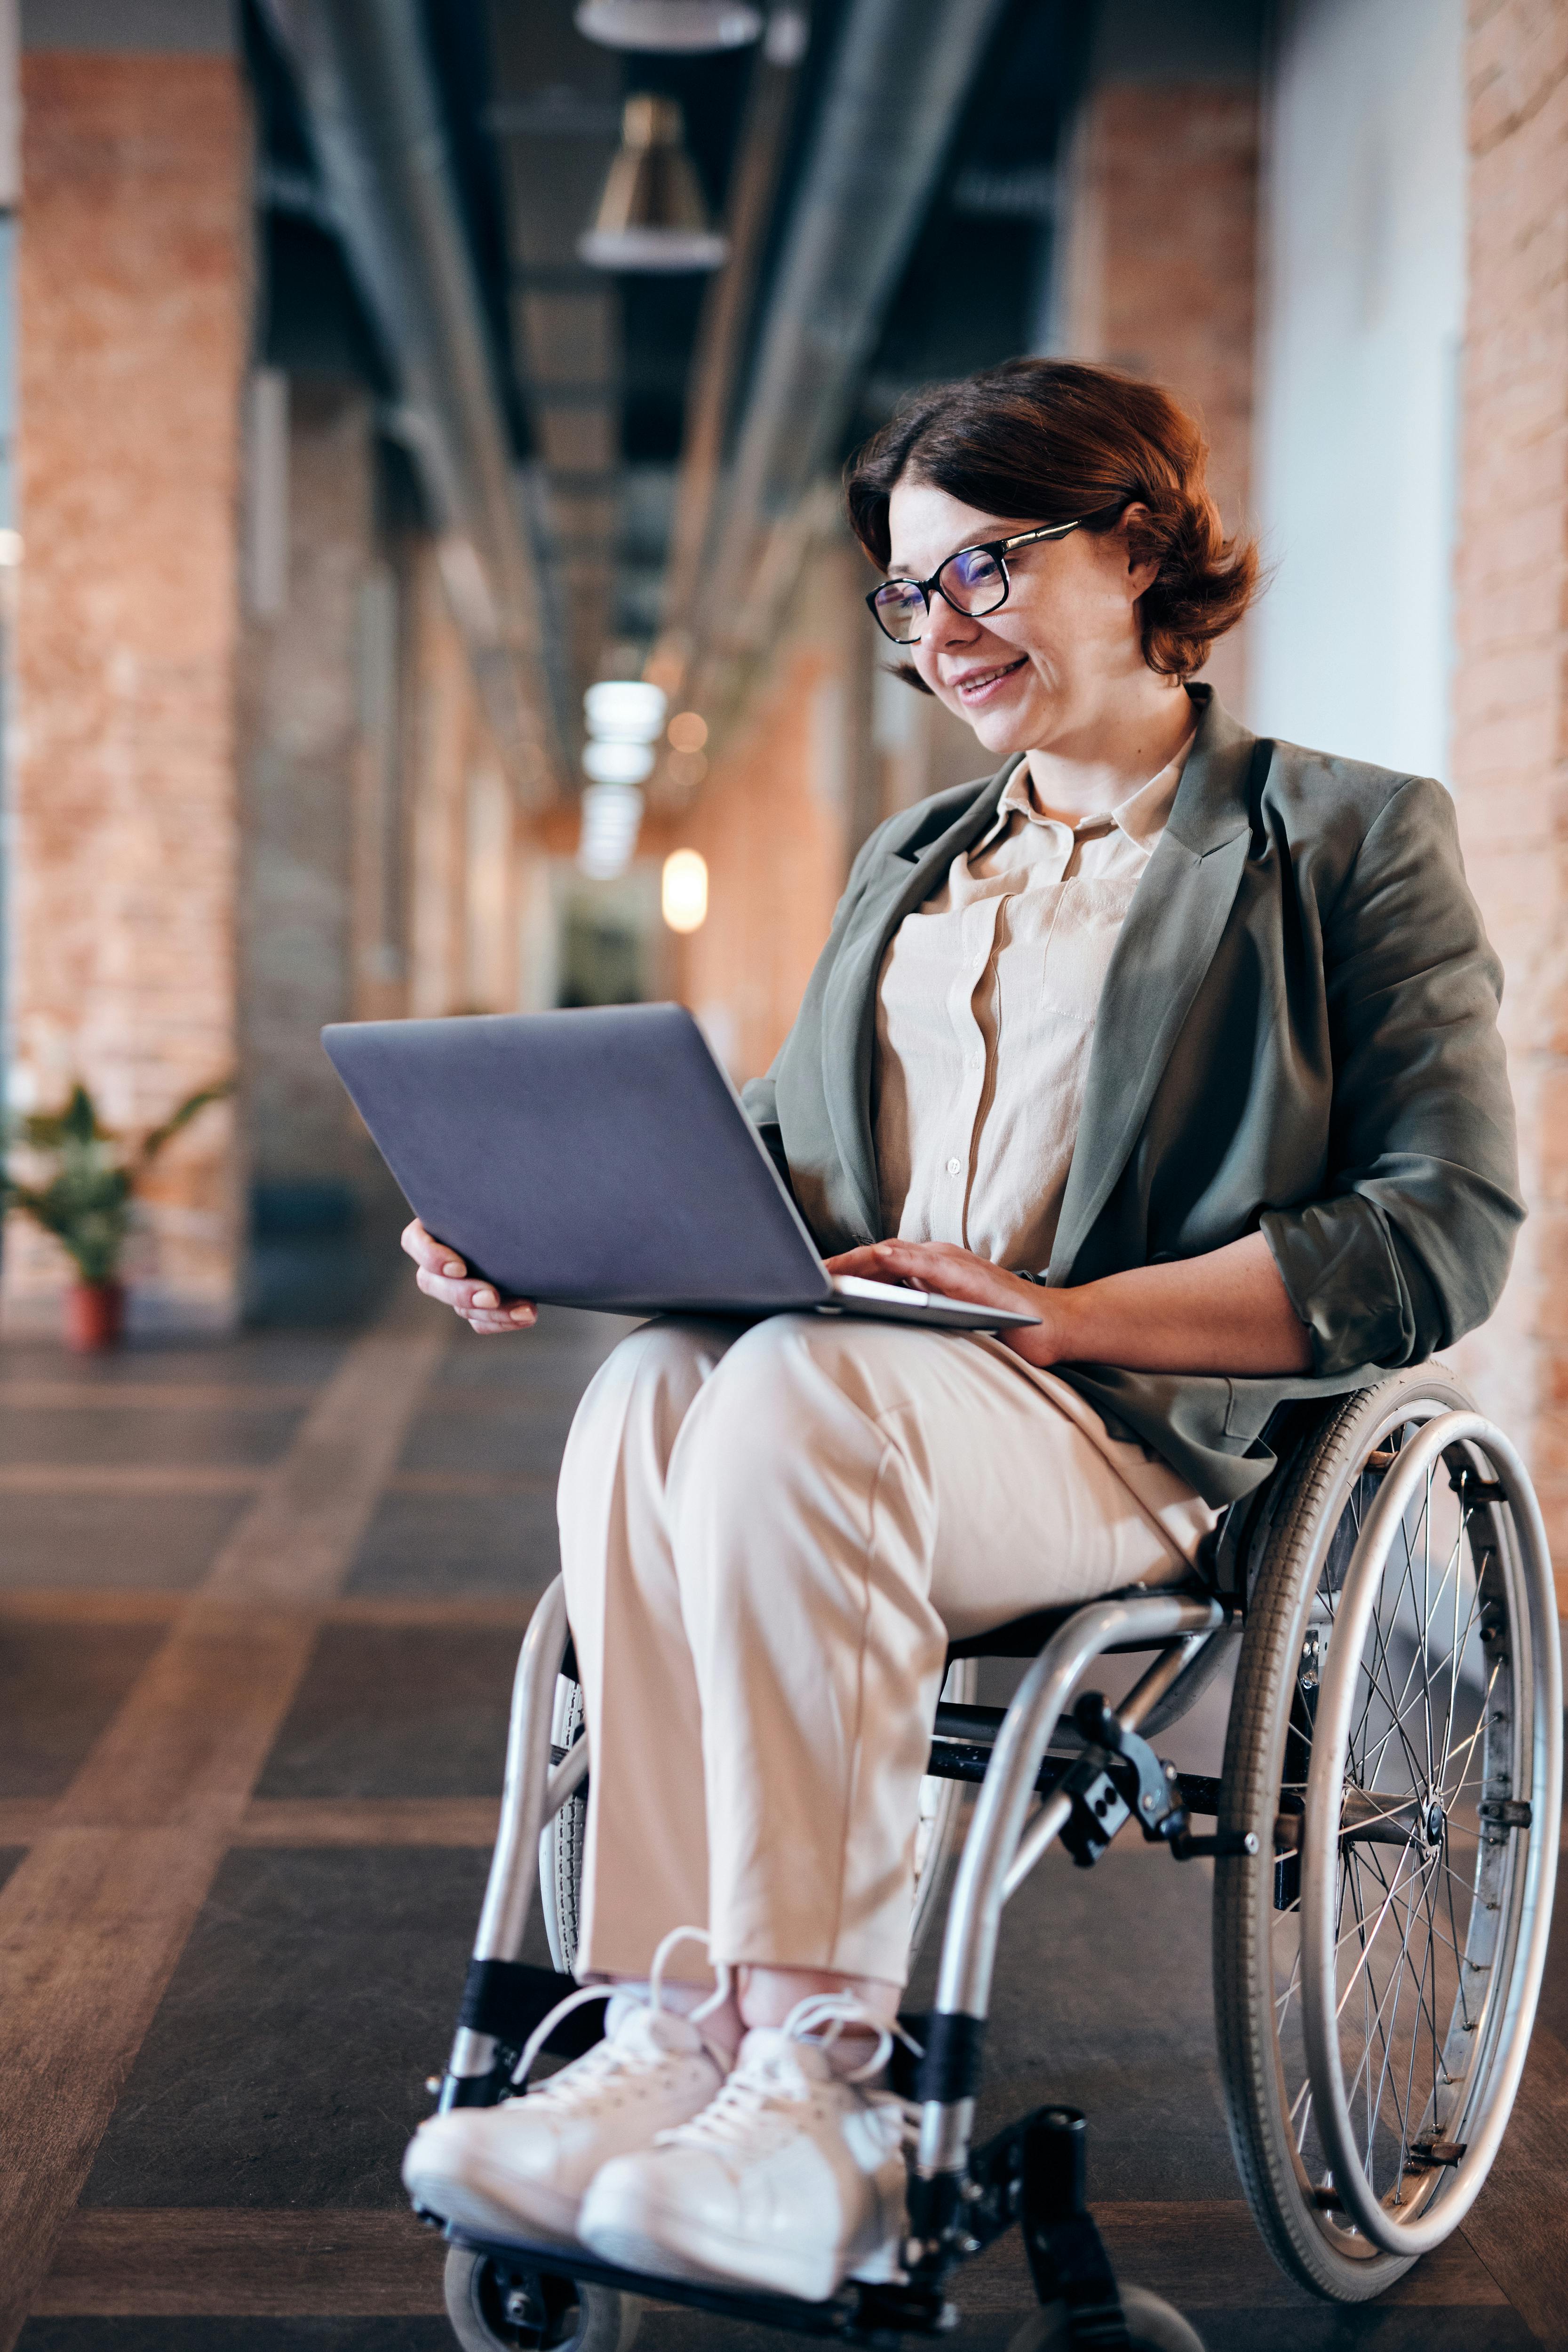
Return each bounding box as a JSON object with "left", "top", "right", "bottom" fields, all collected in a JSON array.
[{"left": 740, "top": 685, "right": 1523, "bottom": 1510}]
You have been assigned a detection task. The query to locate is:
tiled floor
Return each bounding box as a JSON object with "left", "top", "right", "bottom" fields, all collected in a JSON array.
[{"left": 0, "top": 1288, "right": 1564, "bottom": 2351}]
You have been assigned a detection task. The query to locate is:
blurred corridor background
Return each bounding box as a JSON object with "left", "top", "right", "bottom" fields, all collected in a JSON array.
[
  {"left": 5, "top": 2, "right": 1568, "bottom": 2348},
  {"left": 3, "top": 0, "right": 1514, "bottom": 1406}
]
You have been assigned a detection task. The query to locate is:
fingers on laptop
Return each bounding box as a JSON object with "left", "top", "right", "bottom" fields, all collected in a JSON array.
[{"left": 403, "top": 1218, "right": 534, "bottom": 1331}]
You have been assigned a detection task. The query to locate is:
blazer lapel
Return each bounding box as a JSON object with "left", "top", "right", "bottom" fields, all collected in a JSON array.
[
  {"left": 820, "top": 758, "right": 1020, "bottom": 1240},
  {"left": 1048, "top": 693, "right": 1268, "bottom": 1282}
]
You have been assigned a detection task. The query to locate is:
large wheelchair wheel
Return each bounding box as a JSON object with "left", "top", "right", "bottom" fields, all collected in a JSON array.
[
  {"left": 1214, "top": 1366, "right": 1560, "bottom": 2300},
  {"left": 540, "top": 1652, "right": 977, "bottom": 1975}
]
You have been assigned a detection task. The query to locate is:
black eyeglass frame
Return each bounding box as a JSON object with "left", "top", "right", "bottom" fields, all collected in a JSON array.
[{"left": 864, "top": 503, "right": 1127, "bottom": 645}]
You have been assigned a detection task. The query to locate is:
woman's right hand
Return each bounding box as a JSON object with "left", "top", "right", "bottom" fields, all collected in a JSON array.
[{"left": 401, "top": 1217, "right": 537, "bottom": 1335}]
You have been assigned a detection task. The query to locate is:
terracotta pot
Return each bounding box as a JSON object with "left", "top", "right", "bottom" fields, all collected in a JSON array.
[{"left": 65, "top": 1279, "right": 125, "bottom": 1353}]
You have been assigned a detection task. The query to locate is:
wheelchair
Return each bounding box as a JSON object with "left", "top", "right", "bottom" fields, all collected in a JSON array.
[{"left": 416, "top": 1362, "right": 1562, "bottom": 2352}]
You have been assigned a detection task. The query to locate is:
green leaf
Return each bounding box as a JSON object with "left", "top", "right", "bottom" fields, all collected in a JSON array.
[{"left": 138, "top": 1077, "right": 233, "bottom": 1166}]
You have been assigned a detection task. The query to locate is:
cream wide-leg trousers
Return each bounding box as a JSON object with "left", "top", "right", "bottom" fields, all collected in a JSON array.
[{"left": 557, "top": 1312, "right": 1215, "bottom": 1989}]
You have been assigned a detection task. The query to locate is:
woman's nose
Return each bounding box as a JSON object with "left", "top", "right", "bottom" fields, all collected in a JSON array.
[{"left": 922, "top": 594, "right": 978, "bottom": 654}]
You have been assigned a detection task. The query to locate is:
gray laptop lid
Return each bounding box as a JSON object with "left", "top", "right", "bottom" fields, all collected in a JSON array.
[{"left": 321, "top": 1002, "right": 832, "bottom": 1316}]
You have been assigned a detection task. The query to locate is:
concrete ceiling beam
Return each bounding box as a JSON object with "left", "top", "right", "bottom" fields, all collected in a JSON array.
[
  {"left": 688, "top": 0, "right": 1009, "bottom": 722},
  {"left": 257, "top": 0, "right": 562, "bottom": 807}
]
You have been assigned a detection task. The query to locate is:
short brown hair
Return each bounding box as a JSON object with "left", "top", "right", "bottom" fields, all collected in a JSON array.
[{"left": 844, "top": 358, "right": 1259, "bottom": 683}]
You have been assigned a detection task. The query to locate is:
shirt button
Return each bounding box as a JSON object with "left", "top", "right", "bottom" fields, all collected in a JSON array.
[{"left": 946, "top": 1157, "right": 962, "bottom": 1176}]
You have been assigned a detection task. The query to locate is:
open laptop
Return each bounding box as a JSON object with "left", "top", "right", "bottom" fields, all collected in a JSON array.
[{"left": 321, "top": 1002, "right": 1039, "bottom": 1333}]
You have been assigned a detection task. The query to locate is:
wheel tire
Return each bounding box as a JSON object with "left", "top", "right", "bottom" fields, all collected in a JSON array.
[
  {"left": 1008, "top": 2284, "right": 1207, "bottom": 2351},
  {"left": 1213, "top": 1366, "right": 1560, "bottom": 2300},
  {"left": 444, "top": 2246, "right": 641, "bottom": 2352},
  {"left": 541, "top": 1670, "right": 586, "bottom": 1976}
]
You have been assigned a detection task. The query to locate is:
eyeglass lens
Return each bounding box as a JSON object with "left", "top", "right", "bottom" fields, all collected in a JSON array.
[{"left": 871, "top": 543, "right": 1010, "bottom": 643}]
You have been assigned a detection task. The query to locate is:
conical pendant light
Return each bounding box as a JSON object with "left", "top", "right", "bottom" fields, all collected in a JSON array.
[{"left": 578, "top": 94, "right": 728, "bottom": 271}]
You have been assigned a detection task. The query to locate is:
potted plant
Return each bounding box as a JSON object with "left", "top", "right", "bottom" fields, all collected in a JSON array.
[{"left": 2, "top": 1077, "right": 232, "bottom": 1351}]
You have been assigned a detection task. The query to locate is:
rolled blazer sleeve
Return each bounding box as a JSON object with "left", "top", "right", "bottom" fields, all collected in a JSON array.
[{"left": 1260, "top": 776, "right": 1523, "bottom": 1376}]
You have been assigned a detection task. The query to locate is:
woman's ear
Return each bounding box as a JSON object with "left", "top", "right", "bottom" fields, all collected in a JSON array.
[{"left": 1115, "top": 501, "right": 1162, "bottom": 601}]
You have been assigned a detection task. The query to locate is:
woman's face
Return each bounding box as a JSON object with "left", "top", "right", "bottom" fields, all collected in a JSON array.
[{"left": 883, "top": 477, "right": 1161, "bottom": 758}]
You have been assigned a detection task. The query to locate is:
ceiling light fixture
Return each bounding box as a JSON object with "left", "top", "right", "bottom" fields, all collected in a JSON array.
[
  {"left": 584, "top": 678, "right": 669, "bottom": 742},
  {"left": 575, "top": 2, "right": 762, "bottom": 53},
  {"left": 579, "top": 95, "right": 728, "bottom": 272},
  {"left": 579, "top": 783, "right": 647, "bottom": 879},
  {"left": 578, "top": 678, "right": 669, "bottom": 875}
]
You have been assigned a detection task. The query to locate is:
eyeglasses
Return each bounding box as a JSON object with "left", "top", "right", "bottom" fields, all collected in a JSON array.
[{"left": 865, "top": 505, "right": 1124, "bottom": 645}]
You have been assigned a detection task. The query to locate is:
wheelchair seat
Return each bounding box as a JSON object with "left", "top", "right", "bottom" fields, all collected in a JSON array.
[{"left": 944, "top": 1573, "right": 1218, "bottom": 1661}]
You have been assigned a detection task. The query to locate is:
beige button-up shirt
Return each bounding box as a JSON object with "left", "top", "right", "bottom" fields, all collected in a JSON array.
[
  {"left": 872, "top": 733, "right": 1214, "bottom": 1563},
  {"left": 874, "top": 736, "right": 1193, "bottom": 1272}
]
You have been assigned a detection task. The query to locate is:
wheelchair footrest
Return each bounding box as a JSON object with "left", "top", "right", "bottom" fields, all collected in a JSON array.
[
  {"left": 443, "top": 2223, "right": 958, "bottom": 2343},
  {"left": 922, "top": 2106, "right": 1134, "bottom": 2348}
]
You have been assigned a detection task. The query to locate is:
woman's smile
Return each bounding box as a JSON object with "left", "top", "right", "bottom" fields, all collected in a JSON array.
[{"left": 946, "top": 652, "right": 1030, "bottom": 707}]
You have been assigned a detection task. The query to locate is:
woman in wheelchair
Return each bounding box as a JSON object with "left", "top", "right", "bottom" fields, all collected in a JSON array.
[{"left": 399, "top": 359, "right": 1525, "bottom": 2309}]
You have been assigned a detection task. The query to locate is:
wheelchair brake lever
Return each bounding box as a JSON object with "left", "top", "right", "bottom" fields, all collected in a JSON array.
[{"left": 1071, "top": 1691, "right": 1188, "bottom": 1846}]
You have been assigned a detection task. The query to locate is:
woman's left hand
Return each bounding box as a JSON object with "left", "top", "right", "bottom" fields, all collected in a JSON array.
[{"left": 823, "top": 1240, "right": 1065, "bottom": 1367}]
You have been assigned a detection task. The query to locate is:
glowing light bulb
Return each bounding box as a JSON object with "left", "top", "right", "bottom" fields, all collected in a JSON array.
[{"left": 661, "top": 849, "right": 709, "bottom": 933}]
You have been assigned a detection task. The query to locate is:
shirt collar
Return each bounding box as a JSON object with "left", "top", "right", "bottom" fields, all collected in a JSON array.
[{"left": 984, "top": 726, "right": 1196, "bottom": 854}]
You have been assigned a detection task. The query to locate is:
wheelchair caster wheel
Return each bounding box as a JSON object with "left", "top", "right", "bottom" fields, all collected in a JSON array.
[
  {"left": 1010, "top": 2285, "right": 1207, "bottom": 2352},
  {"left": 443, "top": 2246, "right": 642, "bottom": 2352}
]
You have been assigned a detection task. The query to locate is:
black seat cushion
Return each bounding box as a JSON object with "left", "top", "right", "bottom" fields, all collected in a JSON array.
[{"left": 943, "top": 1577, "right": 1212, "bottom": 1664}]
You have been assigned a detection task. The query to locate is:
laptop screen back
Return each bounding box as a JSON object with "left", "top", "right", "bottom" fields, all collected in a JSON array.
[{"left": 322, "top": 1002, "right": 831, "bottom": 1316}]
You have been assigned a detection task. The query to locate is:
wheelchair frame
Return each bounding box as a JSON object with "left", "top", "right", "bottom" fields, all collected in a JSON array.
[{"left": 423, "top": 1386, "right": 1561, "bottom": 2352}]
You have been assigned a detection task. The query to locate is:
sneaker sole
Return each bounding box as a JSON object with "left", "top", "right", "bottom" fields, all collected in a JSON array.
[
  {"left": 404, "top": 2160, "right": 582, "bottom": 2250},
  {"left": 583, "top": 2217, "right": 873, "bottom": 2304}
]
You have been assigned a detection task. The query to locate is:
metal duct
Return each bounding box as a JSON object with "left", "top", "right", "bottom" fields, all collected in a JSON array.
[
  {"left": 259, "top": 0, "right": 559, "bottom": 803},
  {"left": 692, "top": 0, "right": 1007, "bottom": 679}
]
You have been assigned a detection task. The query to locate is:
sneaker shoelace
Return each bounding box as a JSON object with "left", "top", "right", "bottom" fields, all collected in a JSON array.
[
  {"left": 657, "top": 1993, "right": 922, "bottom": 2153},
  {"left": 508, "top": 1923, "right": 732, "bottom": 2101}
]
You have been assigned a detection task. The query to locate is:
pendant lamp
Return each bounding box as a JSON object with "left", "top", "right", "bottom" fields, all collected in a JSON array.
[
  {"left": 578, "top": 94, "right": 728, "bottom": 271},
  {"left": 575, "top": 2, "right": 762, "bottom": 51}
]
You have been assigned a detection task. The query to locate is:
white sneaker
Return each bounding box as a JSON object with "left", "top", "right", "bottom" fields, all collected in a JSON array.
[
  {"left": 578, "top": 1994, "right": 914, "bottom": 2301},
  {"left": 403, "top": 1931, "right": 731, "bottom": 2247}
]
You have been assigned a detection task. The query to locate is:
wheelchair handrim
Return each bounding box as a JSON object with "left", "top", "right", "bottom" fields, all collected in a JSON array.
[{"left": 1300, "top": 1411, "right": 1561, "bottom": 2256}]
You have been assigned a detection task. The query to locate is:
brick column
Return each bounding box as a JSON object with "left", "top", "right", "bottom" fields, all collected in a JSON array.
[
  {"left": 1055, "top": 79, "right": 1259, "bottom": 709},
  {"left": 5, "top": 48, "right": 248, "bottom": 1326},
  {"left": 1449, "top": 0, "right": 1568, "bottom": 1574}
]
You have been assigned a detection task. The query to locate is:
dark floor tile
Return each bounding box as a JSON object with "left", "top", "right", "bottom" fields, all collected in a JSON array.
[
  {"left": 0, "top": 1492, "right": 251, "bottom": 1588},
  {"left": 1191, "top": 2313, "right": 1536, "bottom": 2349},
  {"left": 18, "top": 2326, "right": 454, "bottom": 2351},
  {"left": 255, "top": 1627, "right": 517, "bottom": 1799},
  {"left": 0, "top": 1619, "right": 164, "bottom": 1794},
  {"left": 1531, "top": 1837, "right": 1568, "bottom": 2049},
  {"left": 345, "top": 1490, "right": 558, "bottom": 1600},
  {"left": 80, "top": 1845, "right": 540, "bottom": 2210},
  {"left": 0, "top": 1404, "right": 303, "bottom": 1470},
  {"left": 0, "top": 1333, "right": 350, "bottom": 1387},
  {"left": 397, "top": 1405, "right": 578, "bottom": 1481}
]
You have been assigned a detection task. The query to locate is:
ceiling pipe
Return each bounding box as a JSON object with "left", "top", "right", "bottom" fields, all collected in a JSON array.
[
  {"left": 689, "top": 0, "right": 1007, "bottom": 705},
  {"left": 257, "top": 0, "right": 560, "bottom": 805},
  {"left": 647, "top": 7, "right": 808, "bottom": 715}
]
